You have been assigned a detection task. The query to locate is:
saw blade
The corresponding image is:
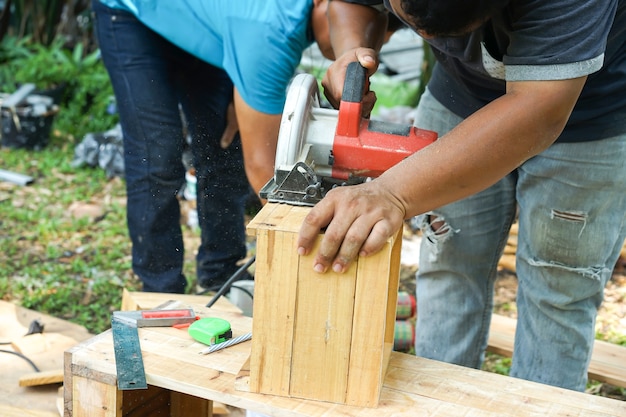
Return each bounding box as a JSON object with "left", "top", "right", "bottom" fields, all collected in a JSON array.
[{"left": 111, "top": 317, "right": 148, "bottom": 390}]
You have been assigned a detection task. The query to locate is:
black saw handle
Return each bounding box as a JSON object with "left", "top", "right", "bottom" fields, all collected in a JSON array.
[
  {"left": 341, "top": 61, "right": 367, "bottom": 103},
  {"left": 336, "top": 62, "right": 368, "bottom": 137}
]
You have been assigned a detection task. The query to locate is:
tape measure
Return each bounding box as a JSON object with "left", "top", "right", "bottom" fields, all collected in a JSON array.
[
  {"left": 188, "top": 317, "right": 232, "bottom": 345},
  {"left": 111, "top": 317, "right": 147, "bottom": 390}
]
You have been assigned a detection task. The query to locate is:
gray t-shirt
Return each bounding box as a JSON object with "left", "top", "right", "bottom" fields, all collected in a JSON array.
[{"left": 346, "top": 0, "right": 626, "bottom": 142}]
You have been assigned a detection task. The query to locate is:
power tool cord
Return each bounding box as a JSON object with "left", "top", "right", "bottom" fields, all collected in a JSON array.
[
  {"left": 0, "top": 349, "right": 41, "bottom": 372},
  {"left": 205, "top": 255, "right": 256, "bottom": 308}
]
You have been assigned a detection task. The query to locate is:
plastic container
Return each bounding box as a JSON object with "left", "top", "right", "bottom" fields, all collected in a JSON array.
[{"left": 1, "top": 93, "right": 59, "bottom": 150}]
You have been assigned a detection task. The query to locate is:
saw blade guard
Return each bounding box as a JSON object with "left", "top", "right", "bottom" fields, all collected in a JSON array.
[{"left": 274, "top": 73, "right": 321, "bottom": 174}]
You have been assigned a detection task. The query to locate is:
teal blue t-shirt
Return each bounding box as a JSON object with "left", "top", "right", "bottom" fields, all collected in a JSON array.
[{"left": 99, "top": 0, "right": 314, "bottom": 115}]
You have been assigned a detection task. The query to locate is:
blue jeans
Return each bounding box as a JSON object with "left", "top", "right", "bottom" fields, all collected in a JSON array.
[
  {"left": 93, "top": 1, "right": 250, "bottom": 293},
  {"left": 412, "top": 89, "right": 626, "bottom": 391}
]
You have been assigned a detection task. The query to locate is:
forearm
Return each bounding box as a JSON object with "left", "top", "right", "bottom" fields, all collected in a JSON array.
[
  {"left": 327, "top": 0, "right": 388, "bottom": 57},
  {"left": 233, "top": 89, "right": 281, "bottom": 197},
  {"left": 324, "top": 1, "right": 388, "bottom": 111},
  {"left": 381, "top": 78, "right": 587, "bottom": 218}
]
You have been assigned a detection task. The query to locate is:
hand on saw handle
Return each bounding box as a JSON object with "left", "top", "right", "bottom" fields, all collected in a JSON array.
[
  {"left": 322, "top": 48, "right": 378, "bottom": 117},
  {"left": 219, "top": 101, "right": 239, "bottom": 149},
  {"left": 322, "top": 0, "right": 387, "bottom": 117},
  {"left": 297, "top": 180, "right": 406, "bottom": 274}
]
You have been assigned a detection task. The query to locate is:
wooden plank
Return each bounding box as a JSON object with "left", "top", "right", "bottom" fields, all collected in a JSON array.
[
  {"left": 487, "top": 314, "right": 516, "bottom": 357},
  {"left": 487, "top": 313, "right": 626, "bottom": 388},
  {"left": 11, "top": 333, "right": 79, "bottom": 357},
  {"left": 70, "top": 375, "right": 121, "bottom": 417},
  {"left": 345, "top": 228, "right": 401, "bottom": 407},
  {"left": 385, "top": 354, "right": 626, "bottom": 417},
  {"left": 246, "top": 203, "right": 310, "bottom": 235},
  {"left": 589, "top": 341, "right": 626, "bottom": 388},
  {"left": 248, "top": 227, "right": 299, "bottom": 396},
  {"left": 289, "top": 239, "right": 356, "bottom": 403},
  {"left": 18, "top": 369, "right": 63, "bottom": 387},
  {"left": 212, "top": 402, "right": 230, "bottom": 415},
  {"left": 120, "top": 289, "right": 242, "bottom": 314},
  {"left": 384, "top": 228, "right": 403, "bottom": 368}
]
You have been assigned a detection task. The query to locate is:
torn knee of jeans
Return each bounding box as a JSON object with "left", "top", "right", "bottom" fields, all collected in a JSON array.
[
  {"left": 418, "top": 213, "right": 459, "bottom": 244},
  {"left": 527, "top": 258, "right": 606, "bottom": 283}
]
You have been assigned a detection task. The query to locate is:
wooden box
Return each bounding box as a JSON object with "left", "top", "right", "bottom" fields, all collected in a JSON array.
[{"left": 246, "top": 203, "right": 401, "bottom": 407}]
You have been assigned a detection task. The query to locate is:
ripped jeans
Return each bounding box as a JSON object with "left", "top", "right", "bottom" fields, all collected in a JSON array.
[{"left": 412, "top": 89, "right": 626, "bottom": 391}]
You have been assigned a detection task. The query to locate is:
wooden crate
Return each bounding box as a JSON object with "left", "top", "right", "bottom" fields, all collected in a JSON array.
[{"left": 246, "top": 203, "right": 401, "bottom": 407}]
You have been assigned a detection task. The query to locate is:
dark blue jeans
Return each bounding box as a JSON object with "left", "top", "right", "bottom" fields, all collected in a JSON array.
[{"left": 93, "top": 1, "right": 250, "bottom": 293}]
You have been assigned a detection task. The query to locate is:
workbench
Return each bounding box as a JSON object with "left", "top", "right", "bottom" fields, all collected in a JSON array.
[{"left": 63, "top": 292, "right": 626, "bottom": 417}]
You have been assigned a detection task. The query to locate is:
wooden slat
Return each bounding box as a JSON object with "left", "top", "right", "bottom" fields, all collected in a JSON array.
[
  {"left": 120, "top": 289, "right": 241, "bottom": 314},
  {"left": 345, "top": 228, "right": 401, "bottom": 407},
  {"left": 488, "top": 313, "right": 626, "bottom": 388},
  {"left": 11, "top": 333, "right": 79, "bottom": 357},
  {"left": 386, "top": 354, "right": 625, "bottom": 417},
  {"left": 248, "top": 227, "right": 299, "bottom": 396},
  {"left": 71, "top": 375, "right": 121, "bottom": 417},
  {"left": 246, "top": 202, "right": 310, "bottom": 235},
  {"left": 18, "top": 369, "right": 63, "bottom": 387},
  {"left": 290, "top": 240, "right": 356, "bottom": 403}
]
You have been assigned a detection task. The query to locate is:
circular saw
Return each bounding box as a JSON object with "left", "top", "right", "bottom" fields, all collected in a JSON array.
[{"left": 260, "top": 62, "right": 438, "bottom": 206}]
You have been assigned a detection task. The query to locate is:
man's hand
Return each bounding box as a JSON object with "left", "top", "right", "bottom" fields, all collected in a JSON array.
[
  {"left": 322, "top": 48, "right": 379, "bottom": 116},
  {"left": 323, "top": 0, "right": 387, "bottom": 116},
  {"left": 297, "top": 180, "right": 406, "bottom": 273},
  {"left": 220, "top": 101, "right": 239, "bottom": 149}
]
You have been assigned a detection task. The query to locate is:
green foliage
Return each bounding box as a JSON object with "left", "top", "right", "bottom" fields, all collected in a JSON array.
[
  {"left": 482, "top": 353, "right": 512, "bottom": 376},
  {"left": 51, "top": 42, "right": 119, "bottom": 140},
  {"left": 0, "top": 0, "right": 92, "bottom": 47},
  {"left": 0, "top": 144, "right": 138, "bottom": 334},
  {"left": 0, "top": 34, "right": 118, "bottom": 142},
  {"left": 596, "top": 329, "right": 626, "bottom": 347},
  {"left": 11, "top": 38, "right": 77, "bottom": 91}
]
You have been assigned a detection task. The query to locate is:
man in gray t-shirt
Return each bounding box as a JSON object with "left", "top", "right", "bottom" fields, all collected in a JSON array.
[{"left": 297, "top": 0, "right": 626, "bottom": 392}]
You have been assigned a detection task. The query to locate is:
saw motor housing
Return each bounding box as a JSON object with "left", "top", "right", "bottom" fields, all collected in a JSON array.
[{"left": 260, "top": 62, "right": 438, "bottom": 206}]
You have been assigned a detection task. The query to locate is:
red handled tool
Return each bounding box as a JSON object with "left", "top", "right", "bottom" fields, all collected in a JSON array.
[{"left": 260, "top": 61, "right": 437, "bottom": 206}]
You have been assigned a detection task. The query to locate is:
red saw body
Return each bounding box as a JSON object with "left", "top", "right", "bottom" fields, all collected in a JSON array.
[{"left": 260, "top": 62, "right": 437, "bottom": 206}]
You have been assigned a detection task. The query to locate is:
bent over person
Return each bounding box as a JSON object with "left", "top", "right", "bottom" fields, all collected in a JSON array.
[
  {"left": 92, "top": 0, "right": 334, "bottom": 293},
  {"left": 297, "top": 0, "right": 626, "bottom": 391}
]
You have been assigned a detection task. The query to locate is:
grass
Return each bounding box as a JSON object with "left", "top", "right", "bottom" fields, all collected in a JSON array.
[{"left": 1, "top": 134, "right": 141, "bottom": 334}]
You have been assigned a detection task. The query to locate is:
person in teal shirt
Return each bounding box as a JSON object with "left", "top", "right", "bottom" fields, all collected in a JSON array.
[{"left": 92, "top": 0, "right": 334, "bottom": 293}]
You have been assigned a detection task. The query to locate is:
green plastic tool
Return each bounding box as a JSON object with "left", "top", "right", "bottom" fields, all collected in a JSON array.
[{"left": 188, "top": 317, "right": 232, "bottom": 346}]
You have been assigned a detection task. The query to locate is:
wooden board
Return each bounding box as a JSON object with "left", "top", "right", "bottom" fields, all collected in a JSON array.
[
  {"left": 121, "top": 288, "right": 242, "bottom": 314},
  {"left": 488, "top": 313, "right": 626, "bottom": 388},
  {"left": 66, "top": 313, "right": 626, "bottom": 416},
  {"left": 19, "top": 369, "right": 64, "bottom": 387}
]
